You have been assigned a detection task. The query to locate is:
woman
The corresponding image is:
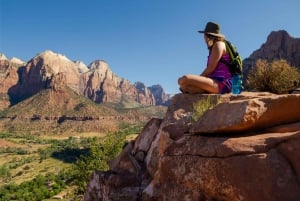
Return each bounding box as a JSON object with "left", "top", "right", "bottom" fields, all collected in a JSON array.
[{"left": 178, "top": 22, "right": 232, "bottom": 94}]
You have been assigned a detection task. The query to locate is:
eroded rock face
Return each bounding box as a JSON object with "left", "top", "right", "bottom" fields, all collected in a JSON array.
[
  {"left": 0, "top": 59, "right": 20, "bottom": 109},
  {"left": 0, "top": 60, "right": 19, "bottom": 94},
  {"left": 84, "top": 92, "right": 300, "bottom": 201},
  {"left": 2, "top": 51, "right": 169, "bottom": 107},
  {"left": 250, "top": 30, "right": 300, "bottom": 66},
  {"left": 7, "top": 50, "right": 82, "bottom": 104},
  {"left": 80, "top": 61, "right": 160, "bottom": 105},
  {"left": 148, "top": 85, "right": 170, "bottom": 106},
  {"left": 243, "top": 30, "right": 300, "bottom": 78}
]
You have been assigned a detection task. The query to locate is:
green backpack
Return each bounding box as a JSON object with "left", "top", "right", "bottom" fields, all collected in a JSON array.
[{"left": 221, "top": 40, "right": 243, "bottom": 76}]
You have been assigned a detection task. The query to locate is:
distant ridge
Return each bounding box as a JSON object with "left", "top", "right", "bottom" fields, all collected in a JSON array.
[
  {"left": 0, "top": 50, "right": 170, "bottom": 108},
  {"left": 0, "top": 79, "right": 166, "bottom": 134},
  {"left": 243, "top": 30, "right": 300, "bottom": 76},
  {"left": 0, "top": 52, "right": 168, "bottom": 134}
]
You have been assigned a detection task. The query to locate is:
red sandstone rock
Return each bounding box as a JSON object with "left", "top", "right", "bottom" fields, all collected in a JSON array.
[{"left": 84, "top": 93, "right": 300, "bottom": 201}]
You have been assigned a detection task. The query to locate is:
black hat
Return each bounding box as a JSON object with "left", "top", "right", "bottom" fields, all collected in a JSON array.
[{"left": 198, "top": 22, "right": 225, "bottom": 38}]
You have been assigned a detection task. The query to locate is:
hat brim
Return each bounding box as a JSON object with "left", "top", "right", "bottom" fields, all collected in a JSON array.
[{"left": 198, "top": 31, "right": 225, "bottom": 38}]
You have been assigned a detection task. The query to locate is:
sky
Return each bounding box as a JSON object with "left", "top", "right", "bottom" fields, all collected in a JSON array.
[{"left": 1, "top": 0, "right": 300, "bottom": 94}]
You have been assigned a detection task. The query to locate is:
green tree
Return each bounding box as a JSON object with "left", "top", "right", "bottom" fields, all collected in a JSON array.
[{"left": 72, "top": 131, "right": 127, "bottom": 193}]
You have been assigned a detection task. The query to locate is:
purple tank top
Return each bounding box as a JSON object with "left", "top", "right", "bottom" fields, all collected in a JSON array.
[{"left": 207, "top": 54, "right": 232, "bottom": 80}]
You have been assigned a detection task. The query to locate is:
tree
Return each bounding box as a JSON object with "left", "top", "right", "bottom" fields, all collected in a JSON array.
[{"left": 72, "top": 131, "right": 127, "bottom": 193}]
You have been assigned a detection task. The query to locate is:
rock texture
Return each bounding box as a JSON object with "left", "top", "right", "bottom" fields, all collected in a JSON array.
[
  {"left": 7, "top": 50, "right": 83, "bottom": 104},
  {"left": 148, "top": 85, "right": 170, "bottom": 106},
  {"left": 84, "top": 92, "right": 300, "bottom": 201},
  {"left": 0, "top": 60, "right": 19, "bottom": 94},
  {"left": 0, "top": 59, "right": 20, "bottom": 109},
  {"left": 80, "top": 61, "right": 156, "bottom": 105}
]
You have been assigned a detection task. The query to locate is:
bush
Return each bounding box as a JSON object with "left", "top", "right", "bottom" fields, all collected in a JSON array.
[
  {"left": 0, "top": 165, "right": 10, "bottom": 178},
  {"left": 192, "top": 96, "right": 220, "bottom": 122},
  {"left": 247, "top": 59, "right": 300, "bottom": 94}
]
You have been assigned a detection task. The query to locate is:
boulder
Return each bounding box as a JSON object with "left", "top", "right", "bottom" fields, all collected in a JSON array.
[{"left": 84, "top": 92, "right": 300, "bottom": 201}]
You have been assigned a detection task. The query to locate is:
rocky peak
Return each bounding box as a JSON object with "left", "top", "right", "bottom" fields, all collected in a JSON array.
[
  {"left": 84, "top": 92, "right": 300, "bottom": 201},
  {"left": 250, "top": 30, "right": 299, "bottom": 62},
  {"left": 8, "top": 50, "right": 81, "bottom": 104},
  {"left": 0, "top": 53, "right": 8, "bottom": 60},
  {"left": 89, "top": 60, "right": 109, "bottom": 71},
  {"left": 86, "top": 60, "right": 119, "bottom": 82},
  {"left": 134, "top": 81, "right": 146, "bottom": 90},
  {"left": 10, "top": 57, "right": 26, "bottom": 66},
  {"left": 74, "top": 60, "right": 89, "bottom": 74},
  {"left": 1, "top": 50, "right": 170, "bottom": 107},
  {"left": 35, "top": 50, "right": 70, "bottom": 63},
  {"left": 243, "top": 30, "right": 300, "bottom": 77},
  {"left": 266, "top": 30, "right": 291, "bottom": 43},
  {"left": 81, "top": 61, "right": 157, "bottom": 105},
  {"left": 148, "top": 84, "right": 169, "bottom": 105},
  {"left": 134, "top": 81, "right": 148, "bottom": 95}
]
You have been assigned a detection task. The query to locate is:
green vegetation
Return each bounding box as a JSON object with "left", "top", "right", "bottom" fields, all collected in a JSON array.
[
  {"left": 71, "top": 130, "right": 128, "bottom": 193},
  {"left": 247, "top": 59, "right": 300, "bottom": 94},
  {"left": 0, "top": 87, "right": 166, "bottom": 135},
  {"left": 0, "top": 171, "right": 70, "bottom": 201},
  {"left": 192, "top": 96, "right": 221, "bottom": 122},
  {"left": 0, "top": 124, "right": 143, "bottom": 201}
]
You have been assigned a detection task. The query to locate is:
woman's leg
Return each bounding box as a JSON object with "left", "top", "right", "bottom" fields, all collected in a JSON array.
[{"left": 178, "top": 74, "right": 219, "bottom": 94}]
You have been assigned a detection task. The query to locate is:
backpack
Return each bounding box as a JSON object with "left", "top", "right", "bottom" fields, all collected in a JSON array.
[{"left": 221, "top": 40, "right": 243, "bottom": 76}]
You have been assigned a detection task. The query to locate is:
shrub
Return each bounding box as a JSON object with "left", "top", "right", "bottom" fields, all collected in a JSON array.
[
  {"left": 247, "top": 59, "right": 300, "bottom": 94},
  {"left": 0, "top": 165, "right": 10, "bottom": 178},
  {"left": 192, "top": 96, "right": 220, "bottom": 122}
]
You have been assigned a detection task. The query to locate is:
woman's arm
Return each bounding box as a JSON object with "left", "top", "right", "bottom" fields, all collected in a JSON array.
[{"left": 200, "top": 41, "right": 225, "bottom": 76}]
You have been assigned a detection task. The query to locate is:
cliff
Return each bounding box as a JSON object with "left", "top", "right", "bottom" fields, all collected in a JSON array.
[
  {"left": 0, "top": 72, "right": 167, "bottom": 134},
  {"left": 243, "top": 30, "right": 300, "bottom": 77},
  {"left": 0, "top": 51, "right": 169, "bottom": 108},
  {"left": 84, "top": 92, "right": 300, "bottom": 201},
  {"left": 81, "top": 61, "right": 157, "bottom": 105}
]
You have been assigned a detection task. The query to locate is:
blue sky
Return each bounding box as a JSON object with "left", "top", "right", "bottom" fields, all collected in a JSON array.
[{"left": 1, "top": 0, "right": 300, "bottom": 94}]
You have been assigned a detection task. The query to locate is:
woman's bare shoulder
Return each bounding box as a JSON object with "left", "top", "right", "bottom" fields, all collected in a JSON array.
[{"left": 214, "top": 40, "right": 227, "bottom": 54}]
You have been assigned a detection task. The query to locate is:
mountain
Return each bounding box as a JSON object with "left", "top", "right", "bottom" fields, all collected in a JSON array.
[
  {"left": 243, "top": 30, "right": 300, "bottom": 77},
  {"left": 0, "top": 72, "right": 166, "bottom": 134},
  {"left": 0, "top": 51, "right": 169, "bottom": 108},
  {"left": 81, "top": 60, "right": 155, "bottom": 105},
  {"left": 0, "top": 53, "right": 7, "bottom": 60},
  {"left": 0, "top": 51, "right": 169, "bottom": 134},
  {"left": 7, "top": 50, "right": 84, "bottom": 104},
  {"left": 148, "top": 84, "right": 170, "bottom": 106},
  {"left": 1, "top": 30, "right": 299, "bottom": 109}
]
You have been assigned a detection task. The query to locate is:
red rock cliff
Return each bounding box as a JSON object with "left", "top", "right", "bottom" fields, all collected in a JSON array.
[{"left": 84, "top": 92, "right": 300, "bottom": 201}]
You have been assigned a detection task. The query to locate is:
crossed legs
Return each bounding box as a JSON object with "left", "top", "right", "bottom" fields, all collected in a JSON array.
[{"left": 178, "top": 74, "right": 219, "bottom": 94}]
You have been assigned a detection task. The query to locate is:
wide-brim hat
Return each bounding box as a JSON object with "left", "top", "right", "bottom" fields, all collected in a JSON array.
[{"left": 198, "top": 22, "right": 225, "bottom": 38}]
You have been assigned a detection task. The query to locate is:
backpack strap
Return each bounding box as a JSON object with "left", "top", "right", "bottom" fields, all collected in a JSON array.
[
  {"left": 219, "top": 40, "right": 232, "bottom": 66},
  {"left": 224, "top": 40, "right": 235, "bottom": 60}
]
